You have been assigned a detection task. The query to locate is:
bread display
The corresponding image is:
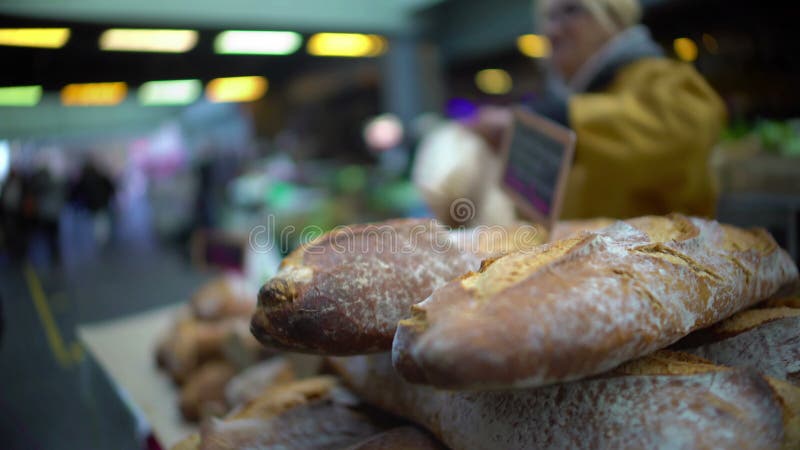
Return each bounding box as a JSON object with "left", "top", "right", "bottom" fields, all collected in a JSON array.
[
  {"left": 251, "top": 218, "right": 544, "bottom": 355},
  {"left": 329, "top": 351, "right": 799, "bottom": 450},
  {"left": 393, "top": 214, "right": 798, "bottom": 389},
  {"left": 155, "top": 275, "right": 281, "bottom": 422},
  {"left": 677, "top": 305, "right": 800, "bottom": 383},
  {"left": 157, "top": 214, "right": 799, "bottom": 448}
]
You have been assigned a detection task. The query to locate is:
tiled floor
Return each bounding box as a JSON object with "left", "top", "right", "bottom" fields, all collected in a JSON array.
[{"left": 0, "top": 245, "right": 210, "bottom": 449}]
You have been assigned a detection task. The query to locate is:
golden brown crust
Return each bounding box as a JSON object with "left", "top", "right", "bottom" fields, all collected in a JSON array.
[
  {"left": 609, "top": 350, "right": 720, "bottom": 376},
  {"left": 393, "top": 215, "right": 799, "bottom": 389},
  {"left": 227, "top": 375, "right": 340, "bottom": 420},
  {"left": 763, "top": 295, "right": 800, "bottom": 309},
  {"left": 223, "top": 357, "right": 295, "bottom": 409},
  {"left": 711, "top": 307, "right": 800, "bottom": 336}
]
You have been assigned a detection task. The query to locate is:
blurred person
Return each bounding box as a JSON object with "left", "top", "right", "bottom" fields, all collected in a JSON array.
[
  {"left": 536, "top": 0, "right": 726, "bottom": 219},
  {"left": 28, "top": 167, "right": 64, "bottom": 265},
  {"left": 193, "top": 155, "right": 215, "bottom": 231},
  {"left": 70, "top": 161, "right": 116, "bottom": 214},
  {"left": 416, "top": 0, "right": 726, "bottom": 224},
  {"left": 69, "top": 160, "right": 117, "bottom": 247},
  {"left": 1, "top": 168, "right": 26, "bottom": 259}
]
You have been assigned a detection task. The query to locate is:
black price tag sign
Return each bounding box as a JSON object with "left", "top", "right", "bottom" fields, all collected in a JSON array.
[{"left": 501, "top": 108, "right": 576, "bottom": 231}]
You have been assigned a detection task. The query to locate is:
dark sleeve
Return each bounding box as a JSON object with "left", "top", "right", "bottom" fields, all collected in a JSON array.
[
  {"left": 523, "top": 75, "right": 570, "bottom": 126},
  {"left": 526, "top": 90, "right": 569, "bottom": 126}
]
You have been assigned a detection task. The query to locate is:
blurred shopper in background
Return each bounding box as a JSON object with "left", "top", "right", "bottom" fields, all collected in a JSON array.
[
  {"left": 1, "top": 169, "right": 26, "bottom": 260},
  {"left": 28, "top": 167, "right": 65, "bottom": 265},
  {"left": 68, "top": 160, "right": 117, "bottom": 251},
  {"left": 416, "top": 0, "right": 726, "bottom": 225},
  {"left": 536, "top": 0, "right": 726, "bottom": 219},
  {"left": 70, "top": 160, "right": 116, "bottom": 217}
]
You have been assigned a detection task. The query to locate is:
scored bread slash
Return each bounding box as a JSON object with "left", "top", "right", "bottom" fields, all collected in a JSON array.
[
  {"left": 392, "top": 214, "right": 799, "bottom": 390},
  {"left": 250, "top": 218, "right": 546, "bottom": 355}
]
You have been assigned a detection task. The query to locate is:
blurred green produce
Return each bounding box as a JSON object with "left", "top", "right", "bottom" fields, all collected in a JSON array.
[{"left": 754, "top": 120, "right": 800, "bottom": 157}]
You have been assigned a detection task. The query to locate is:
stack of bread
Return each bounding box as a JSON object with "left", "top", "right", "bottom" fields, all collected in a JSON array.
[
  {"left": 177, "top": 215, "right": 800, "bottom": 449},
  {"left": 156, "top": 274, "right": 290, "bottom": 422}
]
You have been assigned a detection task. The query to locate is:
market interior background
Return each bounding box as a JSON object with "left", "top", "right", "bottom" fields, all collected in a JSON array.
[{"left": 0, "top": 0, "right": 798, "bottom": 448}]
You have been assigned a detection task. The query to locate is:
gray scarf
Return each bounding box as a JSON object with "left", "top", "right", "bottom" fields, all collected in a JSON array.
[
  {"left": 569, "top": 25, "right": 664, "bottom": 93},
  {"left": 530, "top": 25, "right": 664, "bottom": 125}
]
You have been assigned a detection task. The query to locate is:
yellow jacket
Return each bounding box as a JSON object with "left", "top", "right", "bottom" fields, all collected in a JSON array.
[{"left": 561, "top": 58, "right": 726, "bottom": 219}]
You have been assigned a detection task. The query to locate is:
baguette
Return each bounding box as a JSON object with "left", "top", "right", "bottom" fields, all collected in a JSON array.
[
  {"left": 251, "top": 218, "right": 543, "bottom": 355},
  {"left": 156, "top": 315, "right": 242, "bottom": 384},
  {"left": 330, "top": 352, "right": 793, "bottom": 450},
  {"left": 677, "top": 306, "right": 800, "bottom": 384},
  {"left": 224, "top": 357, "right": 295, "bottom": 408},
  {"left": 393, "top": 214, "right": 798, "bottom": 389},
  {"left": 173, "top": 376, "right": 398, "bottom": 450},
  {"left": 179, "top": 361, "right": 238, "bottom": 422}
]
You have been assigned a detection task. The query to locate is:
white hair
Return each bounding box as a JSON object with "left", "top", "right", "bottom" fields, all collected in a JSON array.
[{"left": 537, "top": 0, "right": 642, "bottom": 32}]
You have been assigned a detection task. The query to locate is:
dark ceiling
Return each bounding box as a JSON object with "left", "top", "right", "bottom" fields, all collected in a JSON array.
[
  {"left": 0, "top": 14, "right": 372, "bottom": 91},
  {"left": 3, "top": 0, "right": 800, "bottom": 119}
]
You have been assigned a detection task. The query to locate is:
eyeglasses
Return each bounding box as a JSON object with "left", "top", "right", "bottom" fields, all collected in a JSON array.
[{"left": 544, "top": 2, "right": 587, "bottom": 25}]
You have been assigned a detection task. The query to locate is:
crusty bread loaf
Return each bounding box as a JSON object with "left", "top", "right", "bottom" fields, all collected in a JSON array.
[
  {"left": 226, "top": 376, "right": 341, "bottom": 420},
  {"left": 157, "top": 315, "right": 273, "bottom": 385},
  {"left": 224, "top": 357, "right": 295, "bottom": 408},
  {"left": 156, "top": 315, "right": 242, "bottom": 384},
  {"left": 173, "top": 376, "right": 398, "bottom": 450},
  {"left": 179, "top": 361, "right": 238, "bottom": 422},
  {"left": 393, "top": 215, "right": 799, "bottom": 389},
  {"left": 251, "top": 218, "right": 544, "bottom": 355},
  {"left": 330, "top": 352, "right": 793, "bottom": 450},
  {"left": 676, "top": 306, "right": 800, "bottom": 384}
]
